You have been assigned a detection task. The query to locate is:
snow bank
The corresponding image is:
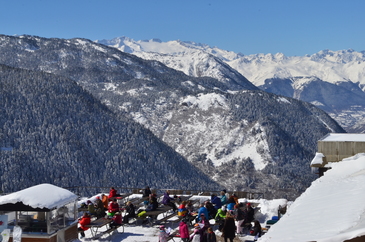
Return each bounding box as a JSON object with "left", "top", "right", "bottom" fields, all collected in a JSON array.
[{"left": 260, "top": 154, "right": 365, "bottom": 241}]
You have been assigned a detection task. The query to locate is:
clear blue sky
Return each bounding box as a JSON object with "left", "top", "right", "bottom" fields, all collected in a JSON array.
[{"left": 1, "top": 0, "right": 364, "bottom": 56}]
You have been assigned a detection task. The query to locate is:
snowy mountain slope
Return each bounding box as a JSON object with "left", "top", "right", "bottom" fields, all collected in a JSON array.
[
  {"left": 98, "top": 37, "right": 365, "bottom": 87},
  {"left": 228, "top": 49, "right": 365, "bottom": 87},
  {"left": 262, "top": 153, "right": 365, "bottom": 242},
  {"left": 0, "top": 34, "right": 345, "bottom": 199},
  {"left": 99, "top": 37, "right": 365, "bottom": 132},
  {"left": 261, "top": 76, "right": 365, "bottom": 130},
  {"left": 0, "top": 64, "right": 220, "bottom": 194},
  {"left": 96, "top": 37, "right": 258, "bottom": 91}
]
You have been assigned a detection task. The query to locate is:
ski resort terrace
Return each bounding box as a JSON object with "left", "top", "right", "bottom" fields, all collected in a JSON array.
[{"left": 64, "top": 186, "right": 265, "bottom": 200}]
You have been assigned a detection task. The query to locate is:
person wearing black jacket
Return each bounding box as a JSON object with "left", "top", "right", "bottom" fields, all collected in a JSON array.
[
  {"left": 123, "top": 201, "right": 136, "bottom": 224},
  {"left": 251, "top": 220, "right": 262, "bottom": 241},
  {"left": 149, "top": 193, "right": 159, "bottom": 211},
  {"left": 142, "top": 186, "right": 151, "bottom": 198},
  {"left": 234, "top": 204, "right": 245, "bottom": 235},
  {"left": 221, "top": 212, "right": 236, "bottom": 242},
  {"left": 243, "top": 203, "right": 255, "bottom": 224}
]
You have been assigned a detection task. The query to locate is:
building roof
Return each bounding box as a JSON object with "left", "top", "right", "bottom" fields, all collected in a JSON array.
[
  {"left": 320, "top": 133, "right": 365, "bottom": 142},
  {"left": 0, "top": 183, "right": 78, "bottom": 211},
  {"left": 310, "top": 152, "right": 325, "bottom": 167}
]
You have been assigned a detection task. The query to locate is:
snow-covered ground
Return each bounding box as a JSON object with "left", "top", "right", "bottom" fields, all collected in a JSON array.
[
  {"left": 76, "top": 193, "right": 286, "bottom": 242},
  {"left": 261, "top": 153, "right": 365, "bottom": 242},
  {"left": 76, "top": 153, "right": 365, "bottom": 242}
]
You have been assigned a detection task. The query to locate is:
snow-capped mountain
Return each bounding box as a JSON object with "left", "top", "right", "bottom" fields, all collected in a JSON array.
[
  {"left": 0, "top": 35, "right": 345, "bottom": 199},
  {"left": 98, "top": 37, "right": 365, "bottom": 132},
  {"left": 96, "top": 37, "right": 258, "bottom": 91}
]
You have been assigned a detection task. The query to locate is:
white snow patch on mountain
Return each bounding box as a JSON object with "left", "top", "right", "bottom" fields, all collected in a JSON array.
[
  {"left": 103, "top": 83, "right": 117, "bottom": 91},
  {"left": 277, "top": 97, "right": 291, "bottom": 104},
  {"left": 181, "top": 93, "right": 229, "bottom": 111}
]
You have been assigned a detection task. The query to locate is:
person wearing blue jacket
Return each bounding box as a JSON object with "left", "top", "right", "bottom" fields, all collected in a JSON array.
[
  {"left": 211, "top": 194, "right": 222, "bottom": 210},
  {"left": 197, "top": 203, "right": 209, "bottom": 222},
  {"left": 220, "top": 190, "right": 227, "bottom": 206},
  {"left": 226, "top": 196, "right": 236, "bottom": 212}
]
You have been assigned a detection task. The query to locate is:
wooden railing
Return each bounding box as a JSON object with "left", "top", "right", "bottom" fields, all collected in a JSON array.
[{"left": 62, "top": 186, "right": 264, "bottom": 200}]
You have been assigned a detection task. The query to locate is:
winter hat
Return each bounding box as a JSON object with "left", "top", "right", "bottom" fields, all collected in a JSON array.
[
  {"left": 247, "top": 203, "right": 251, "bottom": 206},
  {"left": 194, "top": 223, "right": 200, "bottom": 227},
  {"left": 96, "top": 196, "right": 100, "bottom": 200},
  {"left": 159, "top": 225, "right": 165, "bottom": 229},
  {"left": 222, "top": 206, "right": 226, "bottom": 211}
]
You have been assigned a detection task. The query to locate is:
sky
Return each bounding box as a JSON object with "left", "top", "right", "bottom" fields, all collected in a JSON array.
[{"left": 1, "top": 0, "right": 365, "bottom": 56}]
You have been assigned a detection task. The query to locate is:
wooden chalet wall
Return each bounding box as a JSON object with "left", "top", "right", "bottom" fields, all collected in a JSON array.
[{"left": 318, "top": 141, "right": 365, "bottom": 164}]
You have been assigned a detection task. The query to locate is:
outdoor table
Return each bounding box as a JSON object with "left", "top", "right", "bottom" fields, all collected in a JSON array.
[{"left": 85, "top": 217, "right": 111, "bottom": 237}]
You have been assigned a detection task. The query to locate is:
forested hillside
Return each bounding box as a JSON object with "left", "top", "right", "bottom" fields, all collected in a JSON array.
[
  {"left": 0, "top": 35, "right": 346, "bottom": 199},
  {"left": 0, "top": 64, "right": 220, "bottom": 195}
]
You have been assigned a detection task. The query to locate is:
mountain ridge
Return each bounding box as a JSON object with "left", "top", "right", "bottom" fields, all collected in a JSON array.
[
  {"left": 0, "top": 34, "right": 345, "bottom": 199},
  {"left": 99, "top": 37, "right": 365, "bottom": 132}
]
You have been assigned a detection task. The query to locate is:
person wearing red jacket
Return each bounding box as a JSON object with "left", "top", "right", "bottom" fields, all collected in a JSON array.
[
  {"left": 78, "top": 212, "right": 91, "bottom": 238},
  {"left": 110, "top": 211, "right": 123, "bottom": 228},
  {"left": 107, "top": 198, "right": 120, "bottom": 217},
  {"left": 108, "top": 187, "right": 117, "bottom": 199}
]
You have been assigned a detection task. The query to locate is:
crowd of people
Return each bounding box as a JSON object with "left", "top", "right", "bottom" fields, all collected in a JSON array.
[
  {"left": 78, "top": 187, "right": 133, "bottom": 239},
  {"left": 78, "top": 187, "right": 262, "bottom": 241},
  {"left": 163, "top": 189, "right": 261, "bottom": 242}
]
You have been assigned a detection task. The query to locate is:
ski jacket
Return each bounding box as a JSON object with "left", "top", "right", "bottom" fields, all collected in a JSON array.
[
  {"left": 234, "top": 208, "right": 244, "bottom": 221},
  {"left": 79, "top": 215, "right": 91, "bottom": 231},
  {"left": 111, "top": 213, "right": 122, "bottom": 225},
  {"left": 87, "top": 204, "right": 95, "bottom": 215},
  {"left": 206, "top": 231, "right": 217, "bottom": 242},
  {"left": 162, "top": 192, "right": 173, "bottom": 205},
  {"left": 179, "top": 221, "right": 189, "bottom": 239},
  {"left": 108, "top": 202, "right": 120, "bottom": 213},
  {"left": 190, "top": 228, "right": 203, "bottom": 242},
  {"left": 101, "top": 195, "right": 109, "bottom": 209},
  {"left": 244, "top": 206, "right": 255, "bottom": 222},
  {"left": 178, "top": 204, "right": 187, "bottom": 217},
  {"left": 211, "top": 196, "right": 222, "bottom": 209},
  {"left": 220, "top": 195, "right": 227, "bottom": 205},
  {"left": 108, "top": 188, "right": 117, "bottom": 198},
  {"left": 126, "top": 203, "right": 136, "bottom": 217},
  {"left": 215, "top": 208, "right": 226, "bottom": 221},
  {"left": 158, "top": 230, "right": 170, "bottom": 242},
  {"left": 142, "top": 187, "right": 151, "bottom": 198},
  {"left": 222, "top": 217, "right": 236, "bottom": 239},
  {"left": 197, "top": 206, "right": 209, "bottom": 221}
]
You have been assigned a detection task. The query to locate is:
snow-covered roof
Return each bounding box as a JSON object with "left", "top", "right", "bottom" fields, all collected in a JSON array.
[
  {"left": 261, "top": 153, "right": 365, "bottom": 242},
  {"left": 0, "top": 183, "right": 78, "bottom": 210},
  {"left": 320, "top": 133, "right": 365, "bottom": 142},
  {"left": 310, "top": 152, "right": 325, "bottom": 166}
]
